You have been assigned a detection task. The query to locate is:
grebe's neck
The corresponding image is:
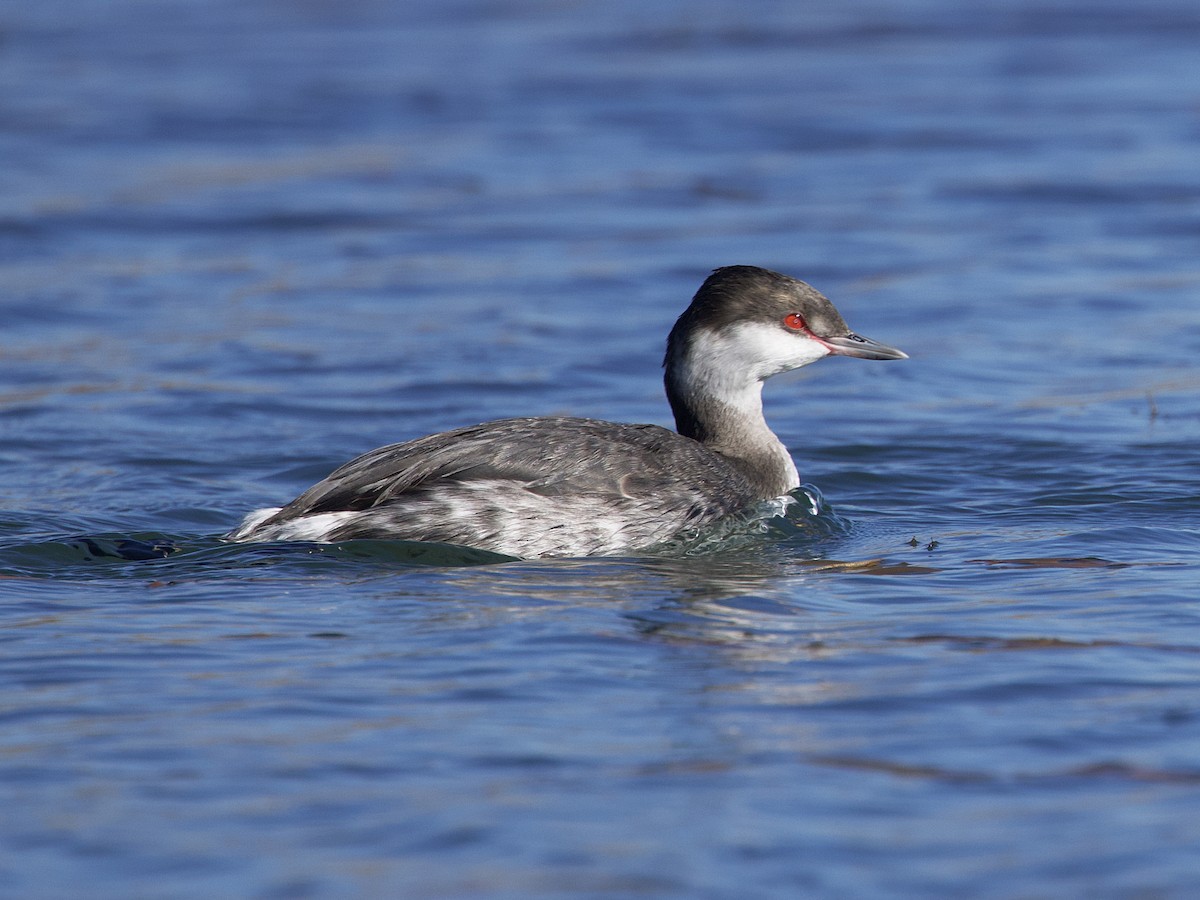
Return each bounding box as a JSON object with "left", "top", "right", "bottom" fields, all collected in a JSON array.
[{"left": 665, "top": 324, "right": 808, "bottom": 499}]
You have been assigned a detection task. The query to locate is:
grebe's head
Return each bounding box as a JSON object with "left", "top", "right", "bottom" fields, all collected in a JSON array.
[{"left": 665, "top": 265, "right": 907, "bottom": 384}]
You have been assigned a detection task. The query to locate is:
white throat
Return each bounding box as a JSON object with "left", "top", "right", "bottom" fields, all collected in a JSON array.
[{"left": 666, "top": 322, "right": 827, "bottom": 494}]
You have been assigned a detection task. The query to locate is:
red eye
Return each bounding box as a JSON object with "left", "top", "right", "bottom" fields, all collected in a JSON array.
[{"left": 783, "top": 313, "right": 806, "bottom": 331}]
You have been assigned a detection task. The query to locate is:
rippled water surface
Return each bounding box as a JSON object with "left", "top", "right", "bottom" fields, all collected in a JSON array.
[{"left": 4, "top": 0, "right": 1200, "bottom": 896}]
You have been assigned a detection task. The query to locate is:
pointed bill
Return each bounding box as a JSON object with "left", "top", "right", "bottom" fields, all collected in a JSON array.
[{"left": 821, "top": 332, "right": 908, "bottom": 360}]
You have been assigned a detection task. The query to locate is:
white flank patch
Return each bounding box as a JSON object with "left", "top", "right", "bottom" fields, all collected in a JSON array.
[
  {"left": 226, "top": 506, "right": 282, "bottom": 539},
  {"left": 263, "top": 512, "right": 359, "bottom": 542},
  {"left": 227, "top": 507, "right": 357, "bottom": 542}
]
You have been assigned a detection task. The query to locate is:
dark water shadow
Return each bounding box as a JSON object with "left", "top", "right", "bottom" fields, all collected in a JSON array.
[
  {"left": 809, "top": 753, "right": 1200, "bottom": 786},
  {"left": 0, "top": 532, "right": 514, "bottom": 582}
]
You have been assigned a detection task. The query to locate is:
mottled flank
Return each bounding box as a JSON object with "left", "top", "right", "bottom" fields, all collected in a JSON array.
[{"left": 228, "top": 417, "right": 756, "bottom": 557}]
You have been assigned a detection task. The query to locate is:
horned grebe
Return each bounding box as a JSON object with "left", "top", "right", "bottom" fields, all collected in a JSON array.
[{"left": 227, "top": 266, "right": 907, "bottom": 558}]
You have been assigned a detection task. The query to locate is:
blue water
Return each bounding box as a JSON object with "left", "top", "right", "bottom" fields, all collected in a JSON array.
[{"left": 4, "top": 0, "right": 1200, "bottom": 896}]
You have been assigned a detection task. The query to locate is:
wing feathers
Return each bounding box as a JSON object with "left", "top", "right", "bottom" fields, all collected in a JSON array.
[{"left": 253, "top": 417, "right": 754, "bottom": 535}]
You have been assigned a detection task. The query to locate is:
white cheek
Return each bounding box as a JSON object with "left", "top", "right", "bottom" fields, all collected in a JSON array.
[{"left": 699, "top": 322, "right": 830, "bottom": 379}]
